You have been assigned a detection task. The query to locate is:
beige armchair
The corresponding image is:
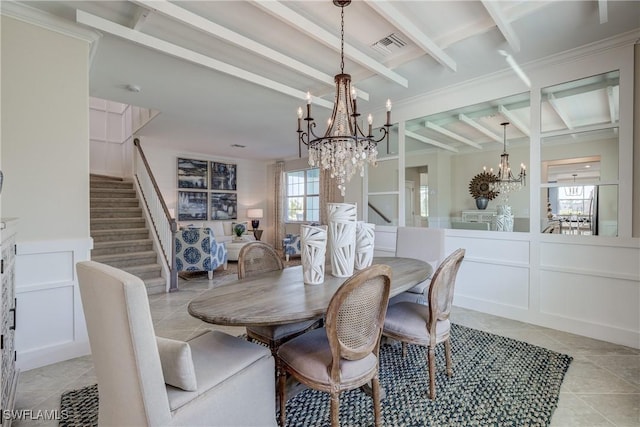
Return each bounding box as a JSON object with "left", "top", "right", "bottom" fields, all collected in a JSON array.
[{"left": 76, "top": 261, "right": 276, "bottom": 426}]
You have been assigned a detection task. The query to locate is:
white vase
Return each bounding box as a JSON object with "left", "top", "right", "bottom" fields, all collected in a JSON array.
[
  {"left": 355, "top": 222, "right": 375, "bottom": 270},
  {"left": 327, "top": 203, "right": 357, "bottom": 277},
  {"left": 496, "top": 204, "right": 514, "bottom": 232},
  {"left": 300, "top": 225, "right": 327, "bottom": 285}
]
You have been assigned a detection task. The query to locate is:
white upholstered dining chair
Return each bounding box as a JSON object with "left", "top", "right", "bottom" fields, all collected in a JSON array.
[
  {"left": 389, "top": 226, "right": 446, "bottom": 305},
  {"left": 383, "top": 248, "right": 465, "bottom": 400},
  {"left": 76, "top": 260, "right": 276, "bottom": 426}
]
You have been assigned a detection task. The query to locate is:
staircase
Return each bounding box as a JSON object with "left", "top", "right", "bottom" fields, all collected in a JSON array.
[{"left": 90, "top": 174, "right": 167, "bottom": 295}]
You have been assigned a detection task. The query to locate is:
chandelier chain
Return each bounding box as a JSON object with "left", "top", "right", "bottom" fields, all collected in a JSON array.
[{"left": 340, "top": 6, "right": 345, "bottom": 74}]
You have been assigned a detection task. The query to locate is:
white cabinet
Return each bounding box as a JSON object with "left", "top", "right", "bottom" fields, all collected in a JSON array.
[
  {"left": 0, "top": 218, "right": 18, "bottom": 422},
  {"left": 461, "top": 210, "right": 497, "bottom": 230}
]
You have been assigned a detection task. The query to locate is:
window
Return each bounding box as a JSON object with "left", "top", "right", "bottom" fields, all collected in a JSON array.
[{"left": 286, "top": 168, "right": 319, "bottom": 222}]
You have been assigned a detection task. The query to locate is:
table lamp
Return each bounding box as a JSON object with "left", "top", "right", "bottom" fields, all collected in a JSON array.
[{"left": 247, "top": 209, "right": 263, "bottom": 230}]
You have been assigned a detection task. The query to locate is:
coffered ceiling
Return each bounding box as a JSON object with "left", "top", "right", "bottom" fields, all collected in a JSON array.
[{"left": 3, "top": 1, "right": 639, "bottom": 161}]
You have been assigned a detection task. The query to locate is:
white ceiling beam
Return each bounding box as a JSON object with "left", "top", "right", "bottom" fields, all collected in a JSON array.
[
  {"left": 75, "top": 10, "right": 333, "bottom": 109},
  {"left": 599, "top": 0, "right": 609, "bottom": 24},
  {"left": 547, "top": 94, "right": 574, "bottom": 130},
  {"left": 424, "top": 121, "right": 481, "bottom": 149},
  {"left": 131, "top": 0, "right": 369, "bottom": 101},
  {"left": 458, "top": 114, "right": 502, "bottom": 143},
  {"left": 406, "top": 131, "right": 458, "bottom": 153},
  {"left": 131, "top": 6, "right": 150, "bottom": 31},
  {"left": 252, "top": 0, "right": 409, "bottom": 88},
  {"left": 364, "top": 0, "right": 456, "bottom": 72},
  {"left": 498, "top": 105, "right": 530, "bottom": 136},
  {"left": 606, "top": 86, "right": 617, "bottom": 123},
  {"left": 481, "top": 1, "right": 520, "bottom": 52}
]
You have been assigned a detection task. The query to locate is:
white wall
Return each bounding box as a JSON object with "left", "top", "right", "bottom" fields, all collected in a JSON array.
[
  {"left": 1, "top": 16, "right": 94, "bottom": 369},
  {"left": 139, "top": 142, "right": 274, "bottom": 244},
  {"left": 359, "top": 36, "right": 640, "bottom": 348}
]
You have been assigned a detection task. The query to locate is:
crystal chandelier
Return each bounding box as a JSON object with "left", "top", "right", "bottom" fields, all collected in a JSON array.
[
  {"left": 487, "top": 122, "right": 526, "bottom": 197},
  {"left": 296, "top": 0, "right": 392, "bottom": 196}
]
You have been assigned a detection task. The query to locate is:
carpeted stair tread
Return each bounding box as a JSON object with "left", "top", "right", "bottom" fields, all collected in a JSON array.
[
  {"left": 90, "top": 218, "right": 147, "bottom": 230},
  {"left": 90, "top": 190, "right": 137, "bottom": 199},
  {"left": 90, "top": 180, "right": 134, "bottom": 189},
  {"left": 92, "top": 239, "right": 154, "bottom": 256},
  {"left": 92, "top": 251, "right": 158, "bottom": 268},
  {"left": 119, "top": 263, "right": 163, "bottom": 280},
  {"left": 90, "top": 207, "right": 144, "bottom": 219}
]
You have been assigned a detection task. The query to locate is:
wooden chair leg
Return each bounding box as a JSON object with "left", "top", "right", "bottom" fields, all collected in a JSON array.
[
  {"left": 372, "top": 374, "right": 382, "bottom": 427},
  {"left": 330, "top": 392, "right": 340, "bottom": 427},
  {"left": 428, "top": 346, "right": 436, "bottom": 400},
  {"left": 402, "top": 342, "right": 407, "bottom": 358},
  {"left": 444, "top": 339, "right": 453, "bottom": 377},
  {"left": 278, "top": 361, "right": 287, "bottom": 427}
]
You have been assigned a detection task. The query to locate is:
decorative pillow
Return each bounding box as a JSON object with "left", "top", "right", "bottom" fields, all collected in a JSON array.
[
  {"left": 208, "top": 221, "right": 225, "bottom": 238},
  {"left": 156, "top": 336, "right": 197, "bottom": 391}
]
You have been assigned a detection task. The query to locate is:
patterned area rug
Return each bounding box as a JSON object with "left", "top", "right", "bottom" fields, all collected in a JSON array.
[{"left": 59, "top": 324, "right": 571, "bottom": 427}]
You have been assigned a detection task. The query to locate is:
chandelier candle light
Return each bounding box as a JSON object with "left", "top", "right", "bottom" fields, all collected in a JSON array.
[
  {"left": 297, "top": 0, "right": 392, "bottom": 196},
  {"left": 487, "top": 122, "right": 526, "bottom": 198}
]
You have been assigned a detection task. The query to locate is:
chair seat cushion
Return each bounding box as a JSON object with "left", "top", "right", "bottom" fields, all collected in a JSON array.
[
  {"left": 384, "top": 302, "right": 450, "bottom": 344},
  {"left": 156, "top": 336, "right": 197, "bottom": 391},
  {"left": 277, "top": 328, "right": 377, "bottom": 386},
  {"left": 166, "top": 330, "right": 271, "bottom": 412},
  {"left": 247, "top": 318, "right": 319, "bottom": 341}
]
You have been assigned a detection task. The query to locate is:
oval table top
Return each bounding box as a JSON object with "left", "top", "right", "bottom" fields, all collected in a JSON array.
[{"left": 188, "top": 257, "right": 432, "bottom": 327}]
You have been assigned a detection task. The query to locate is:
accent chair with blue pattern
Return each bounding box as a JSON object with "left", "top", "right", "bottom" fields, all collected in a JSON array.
[
  {"left": 175, "top": 227, "right": 227, "bottom": 279},
  {"left": 282, "top": 233, "right": 301, "bottom": 261}
]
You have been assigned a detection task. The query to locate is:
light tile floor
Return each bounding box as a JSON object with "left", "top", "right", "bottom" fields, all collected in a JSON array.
[{"left": 11, "top": 274, "right": 640, "bottom": 426}]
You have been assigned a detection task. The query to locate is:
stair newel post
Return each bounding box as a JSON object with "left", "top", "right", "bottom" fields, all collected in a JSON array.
[{"left": 169, "top": 218, "right": 179, "bottom": 292}]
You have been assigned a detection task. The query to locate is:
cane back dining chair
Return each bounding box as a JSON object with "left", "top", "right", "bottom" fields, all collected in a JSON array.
[
  {"left": 237, "top": 241, "right": 322, "bottom": 356},
  {"left": 277, "top": 264, "right": 392, "bottom": 427},
  {"left": 382, "top": 248, "right": 465, "bottom": 400}
]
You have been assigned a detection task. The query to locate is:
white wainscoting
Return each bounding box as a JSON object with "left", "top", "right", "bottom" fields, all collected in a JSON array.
[
  {"left": 376, "top": 227, "right": 640, "bottom": 349},
  {"left": 15, "top": 238, "right": 92, "bottom": 370}
]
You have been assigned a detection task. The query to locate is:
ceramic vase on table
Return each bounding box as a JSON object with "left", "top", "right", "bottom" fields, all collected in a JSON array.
[
  {"left": 300, "top": 224, "right": 327, "bottom": 285},
  {"left": 496, "top": 204, "right": 514, "bottom": 232},
  {"left": 355, "top": 222, "right": 375, "bottom": 270},
  {"left": 327, "top": 203, "right": 357, "bottom": 277}
]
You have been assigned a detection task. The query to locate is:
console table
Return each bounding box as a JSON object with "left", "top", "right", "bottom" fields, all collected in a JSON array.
[{"left": 461, "top": 210, "right": 497, "bottom": 230}]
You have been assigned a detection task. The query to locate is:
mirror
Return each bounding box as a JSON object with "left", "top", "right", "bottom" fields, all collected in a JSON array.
[
  {"left": 540, "top": 71, "right": 619, "bottom": 236},
  {"left": 404, "top": 92, "right": 531, "bottom": 231}
]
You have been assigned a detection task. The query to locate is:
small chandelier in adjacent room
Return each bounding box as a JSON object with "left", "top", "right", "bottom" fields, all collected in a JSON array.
[
  {"left": 488, "top": 122, "right": 526, "bottom": 196},
  {"left": 296, "top": 0, "right": 392, "bottom": 196}
]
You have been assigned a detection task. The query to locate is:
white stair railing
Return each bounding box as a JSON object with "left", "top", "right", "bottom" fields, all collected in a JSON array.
[{"left": 133, "top": 138, "right": 178, "bottom": 291}]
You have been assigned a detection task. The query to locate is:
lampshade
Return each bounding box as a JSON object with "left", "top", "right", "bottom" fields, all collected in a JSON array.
[{"left": 247, "top": 209, "right": 263, "bottom": 219}]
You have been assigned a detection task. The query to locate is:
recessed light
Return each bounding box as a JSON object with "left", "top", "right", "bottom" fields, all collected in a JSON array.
[
  {"left": 585, "top": 165, "right": 591, "bottom": 168},
  {"left": 126, "top": 84, "right": 141, "bottom": 93}
]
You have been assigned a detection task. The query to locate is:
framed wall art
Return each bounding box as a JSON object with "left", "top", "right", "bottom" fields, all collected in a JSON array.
[
  {"left": 177, "top": 191, "right": 208, "bottom": 221},
  {"left": 210, "top": 161, "right": 237, "bottom": 191},
  {"left": 177, "top": 158, "right": 208, "bottom": 189},
  {"left": 210, "top": 192, "right": 237, "bottom": 220}
]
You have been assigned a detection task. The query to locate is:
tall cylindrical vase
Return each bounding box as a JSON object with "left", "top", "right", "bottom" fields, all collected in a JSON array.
[
  {"left": 327, "top": 203, "right": 357, "bottom": 277},
  {"left": 496, "top": 204, "right": 514, "bottom": 232},
  {"left": 355, "top": 222, "right": 375, "bottom": 270},
  {"left": 300, "top": 225, "right": 327, "bottom": 285}
]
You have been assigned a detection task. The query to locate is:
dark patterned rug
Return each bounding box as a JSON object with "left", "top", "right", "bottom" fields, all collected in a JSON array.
[{"left": 59, "top": 324, "right": 572, "bottom": 427}]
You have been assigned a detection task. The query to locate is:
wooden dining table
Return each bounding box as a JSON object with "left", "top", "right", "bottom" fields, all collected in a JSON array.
[{"left": 188, "top": 257, "right": 432, "bottom": 327}]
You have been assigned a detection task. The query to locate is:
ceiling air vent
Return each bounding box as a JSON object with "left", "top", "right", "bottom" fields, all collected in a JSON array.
[{"left": 371, "top": 33, "right": 407, "bottom": 56}]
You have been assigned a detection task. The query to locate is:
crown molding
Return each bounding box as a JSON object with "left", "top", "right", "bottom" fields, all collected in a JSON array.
[{"left": 1, "top": 1, "right": 101, "bottom": 64}]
